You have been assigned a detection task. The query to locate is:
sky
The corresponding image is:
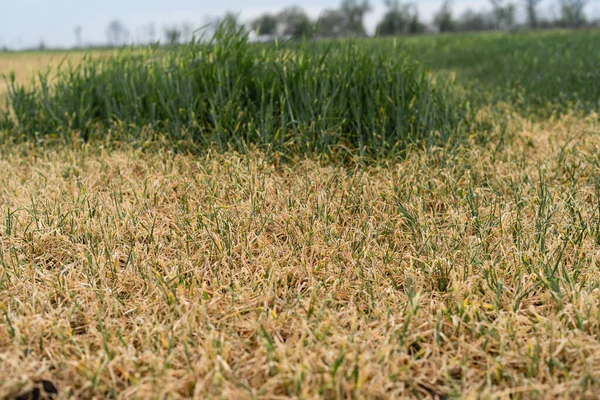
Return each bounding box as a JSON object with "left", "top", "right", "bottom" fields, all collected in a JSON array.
[{"left": 1, "top": 0, "right": 599, "bottom": 49}]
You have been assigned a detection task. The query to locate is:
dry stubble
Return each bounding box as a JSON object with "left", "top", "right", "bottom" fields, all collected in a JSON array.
[{"left": 1, "top": 113, "right": 600, "bottom": 399}]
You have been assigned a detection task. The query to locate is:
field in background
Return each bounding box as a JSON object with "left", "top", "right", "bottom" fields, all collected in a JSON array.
[
  {"left": 1, "top": 29, "right": 600, "bottom": 399},
  {"left": 0, "top": 50, "right": 115, "bottom": 105},
  {"left": 0, "top": 52, "right": 85, "bottom": 99},
  {"left": 400, "top": 29, "right": 600, "bottom": 113}
]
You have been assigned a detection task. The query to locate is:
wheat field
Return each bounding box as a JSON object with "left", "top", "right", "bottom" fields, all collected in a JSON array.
[{"left": 0, "top": 51, "right": 106, "bottom": 103}]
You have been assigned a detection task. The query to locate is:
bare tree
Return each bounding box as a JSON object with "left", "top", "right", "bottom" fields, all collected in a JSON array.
[
  {"left": 181, "top": 22, "right": 194, "bottom": 43},
  {"left": 74, "top": 26, "right": 83, "bottom": 48},
  {"left": 523, "top": 0, "right": 543, "bottom": 28},
  {"left": 340, "top": 0, "right": 372, "bottom": 36},
  {"left": 142, "top": 22, "right": 157, "bottom": 44},
  {"left": 457, "top": 8, "right": 495, "bottom": 31},
  {"left": 560, "top": 0, "right": 588, "bottom": 27},
  {"left": 219, "top": 12, "right": 241, "bottom": 31},
  {"left": 164, "top": 26, "right": 182, "bottom": 45},
  {"left": 106, "top": 20, "right": 129, "bottom": 47},
  {"left": 434, "top": 0, "right": 456, "bottom": 33},
  {"left": 376, "top": 0, "right": 424, "bottom": 36},
  {"left": 488, "top": 0, "right": 516, "bottom": 30}
]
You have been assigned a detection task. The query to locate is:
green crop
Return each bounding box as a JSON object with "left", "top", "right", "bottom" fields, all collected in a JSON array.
[
  {"left": 393, "top": 30, "right": 600, "bottom": 114},
  {"left": 2, "top": 25, "right": 470, "bottom": 159}
]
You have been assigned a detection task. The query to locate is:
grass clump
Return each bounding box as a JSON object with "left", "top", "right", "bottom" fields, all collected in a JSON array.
[{"left": 3, "top": 26, "right": 469, "bottom": 158}]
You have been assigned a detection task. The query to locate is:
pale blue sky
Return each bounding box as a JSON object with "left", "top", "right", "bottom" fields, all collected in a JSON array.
[{"left": 1, "top": 0, "right": 599, "bottom": 49}]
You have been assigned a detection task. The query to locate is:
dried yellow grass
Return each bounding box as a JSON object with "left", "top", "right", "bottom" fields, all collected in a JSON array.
[
  {"left": 0, "top": 51, "right": 114, "bottom": 103},
  {"left": 1, "top": 112, "right": 600, "bottom": 399},
  {"left": 0, "top": 52, "right": 78, "bottom": 97}
]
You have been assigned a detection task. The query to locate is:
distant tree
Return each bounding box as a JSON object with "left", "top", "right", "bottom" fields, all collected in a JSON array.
[
  {"left": 501, "top": 3, "right": 516, "bottom": 29},
  {"left": 457, "top": 9, "right": 495, "bottom": 31},
  {"left": 106, "top": 20, "right": 129, "bottom": 46},
  {"left": 523, "top": 0, "right": 543, "bottom": 28},
  {"left": 181, "top": 22, "right": 194, "bottom": 43},
  {"left": 433, "top": 0, "right": 457, "bottom": 32},
  {"left": 204, "top": 12, "right": 242, "bottom": 38},
  {"left": 316, "top": 9, "right": 348, "bottom": 37},
  {"left": 559, "top": 0, "right": 588, "bottom": 27},
  {"left": 489, "top": 0, "right": 516, "bottom": 30},
  {"left": 377, "top": 0, "right": 406, "bottom": 35},
  {"left": 252, "top": 13, "right": 279, "bottom": 37},
  {"left": 146, "top": 23, "right": 157, "bottom": 43},
  {"left": 407, "top": 10, "right": 426, "bottom": 34},
  {"left": 74, "top": 26, "right": 83, "bottom": 48},
  {"left": 340, "top": 0, "right": 372, "bottom": 36},
  {"left": 278, "top": 7, "right": 314, "bottom": 39},
  {"left": 205, "top": 12, "right": 245, "bottom": 38},
  {"left": 164, "top": 26, "right": 182, "bottom": 45},
  {"left": 220, "top": 12, "right": 241, "bottom": 31},
  {"left": 376, "top": 1, "right": 422, "bottom": 36}
]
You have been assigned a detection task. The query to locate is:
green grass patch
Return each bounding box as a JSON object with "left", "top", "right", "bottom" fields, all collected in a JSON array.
[
  {"left": 2, "top": 26, "right": 470, "bottom": 158},
  {"left": 394, "top": 29, "right": 600, "bottom": 114}
]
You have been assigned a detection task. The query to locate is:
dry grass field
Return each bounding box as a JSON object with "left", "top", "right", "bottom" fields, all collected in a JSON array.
[
  {"left": 0, "top": 51, "right": 106, "bottom": 102},
  {"left": 1, "top": 111, "right": 600, "bottom": 399}
]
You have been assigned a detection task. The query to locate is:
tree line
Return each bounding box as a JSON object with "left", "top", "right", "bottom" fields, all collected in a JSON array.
[
  {"left": 0, "top": 0, "right": 594, "bottom": 51},
  {"left": 99, "top": 0, "right": 596, "bottom": 47}
]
